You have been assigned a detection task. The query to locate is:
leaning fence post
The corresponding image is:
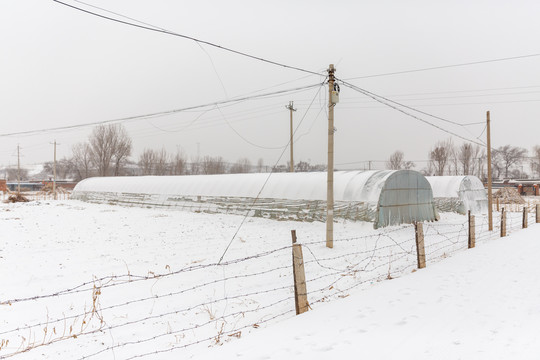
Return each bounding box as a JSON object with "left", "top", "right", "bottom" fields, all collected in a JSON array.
[
  {"left": 414, "top": 222, "right": 426, "bottom": 269},
  {"left": 501, "top": 208, "right": 507, "bottom": 237},
  {"left": 468, "top": 211, "right": 475, "bottom": 249},
  {"left": 291, "top": 230, "right": 308, "bottom": 315},
  {"left": 537, "top": 204, "right": 540, "bottom": 224},
  {"left": 523, "top": 206, "right": 528, "bottom": 229}
]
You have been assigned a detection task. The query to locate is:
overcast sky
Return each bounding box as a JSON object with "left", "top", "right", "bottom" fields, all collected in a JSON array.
[{"left": 1, "top": 0, "right": 540, "bottom": 171}]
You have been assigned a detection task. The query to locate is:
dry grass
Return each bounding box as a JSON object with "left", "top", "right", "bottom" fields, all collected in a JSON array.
[
  {"left": 4, "top": 194, "right": 30, "bottom": 203},
  {"left": 1, "top": 280, "right": 105, "bottom": 358}
]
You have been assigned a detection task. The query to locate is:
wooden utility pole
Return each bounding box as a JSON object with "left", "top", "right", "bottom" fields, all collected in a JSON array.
[
  {"left": 17, "top": 145, "right": 21, "bottom": 194},
  {"left": 326, "top": 64, "right": 336, "bottom": 249},
  {"left": 53, "top": 140, "right": 57, "bottom": 200},
  {"left": 286, "top": 101, "right": 297, "bottom": 172},
  {"left": 486, "top": 111, "right": 493, "bottom": 231}
]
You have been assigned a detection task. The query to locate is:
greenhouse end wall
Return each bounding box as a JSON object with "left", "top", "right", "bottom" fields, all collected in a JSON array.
[{"left": 427, "top": 176, "right": 488, "bottom": 215}]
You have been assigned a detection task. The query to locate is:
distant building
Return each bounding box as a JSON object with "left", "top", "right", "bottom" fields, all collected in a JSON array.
[{"left": 490, "top": 180, "right": 540, "bottom": 196}]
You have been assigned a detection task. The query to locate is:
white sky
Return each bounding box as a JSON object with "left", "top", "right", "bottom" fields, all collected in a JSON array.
[{"left": 1, "top": 0, "right": 540, "bottom": 171}]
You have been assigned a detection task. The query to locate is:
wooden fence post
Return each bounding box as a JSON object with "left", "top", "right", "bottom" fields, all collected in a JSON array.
[
  {"left": 414, "top": 222, "right": 426, "bottom": 269},
  {"left": 496, "top": 198, "right": 500, "bottom": 212},
  {"left": 537, "top": 204, "right": 540, "bottom": 224},
  {"left": 501, "top": 208, "right": 507, "bottom": 237},
  {"left": 468, "top": 211, "right": 475, "bottom": 249},
  {"left": 291, "top": 230, "right": 308, "bottom": 315},
  {"left": 523, "top": 207, "right": 528, "bottom": 229}
]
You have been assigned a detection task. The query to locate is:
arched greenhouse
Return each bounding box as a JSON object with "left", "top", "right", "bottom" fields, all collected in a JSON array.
[
  {"left": 426, "top": 175, "right": 488, "bottom": 214},
  {"left": 72, "top": 170, "right": 439, "bottom": 228}
]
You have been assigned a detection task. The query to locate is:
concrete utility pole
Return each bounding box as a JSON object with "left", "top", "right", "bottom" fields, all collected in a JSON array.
[
  {"left": 486, "top": 111, "right": 493, "bottom": 231},
  {"left": 326, "top": 64, "right": 336, "bottom": 249},
  {"left": 17, "top": 145, "right": 21, "bottom": 194},
  {"left": 53, "top": 140, "right": 57, "bottom": 200},
  {"left": 286, "top": 101, "right": 297, "bottom": 172}
]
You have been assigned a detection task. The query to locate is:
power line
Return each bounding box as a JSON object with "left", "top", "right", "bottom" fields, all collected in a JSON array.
[
  {"left": 334, "top": 98, "right": 540, "bottom": 110},
  {"left": 217, "top": 83, "right": 325, "bottom": 264},
  {"left": 0, "top": 83, "right": 323, "bottom": 138},
  {"left": 344, "top": 53, "right": 540, "bottom": 80},
  {"left": 215, "top": 103, "right": 286, "bottom": 150},
  {"left": 52, "top": 0, "right": 322, "bottom": 76},
  {"left": 338, "top": 79, "right": 482, "bottom": 127},
  {"left": 335, "top": 98, "right": 540, "bottom": 110},
  {"left": 382, "top": 84, "right": 540, "bottom": 97},
  {"left": 339, "top": 81, "right": 485, "bottom": 147},
  {"left": 338, "top": 90, "right": 540, "bottom": 104}
]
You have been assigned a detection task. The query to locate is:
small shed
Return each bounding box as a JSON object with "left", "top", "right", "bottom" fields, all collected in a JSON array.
[
  {"left": 426, "top": 175, "right": 488, "bottom": 214},
  {"left": 72, "top": 170, "right": 439, "bottom": 228}
]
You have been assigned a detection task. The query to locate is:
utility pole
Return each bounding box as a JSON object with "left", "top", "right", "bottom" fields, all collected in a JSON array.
[
  {"left": 53, "top": 140, "right": 57, "bottom": 200},
  {"left": 486, "top": 111, "right": 493, "bottom": 231},
  {"left": 17, "top": 145, "right": 21, "bottom": 194},
  {"left": 326, "top": 64, "right": 337, "bottom": 249},
  {"left": 286, "top": 101, "right": 297, "bottom": 172}
]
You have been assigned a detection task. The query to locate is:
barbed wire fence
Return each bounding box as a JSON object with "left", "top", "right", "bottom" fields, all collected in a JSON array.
[{"left": 0, "top": 208, "right": 538, "bottom": 359}]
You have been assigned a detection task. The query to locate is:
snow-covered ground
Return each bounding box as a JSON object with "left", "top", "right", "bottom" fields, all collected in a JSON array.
[
  {"left": 0, "top": 200, "right": 536, "bottom": 359},
  {"left": 202, "top": 223, "right": 540, "bottom": 360}
]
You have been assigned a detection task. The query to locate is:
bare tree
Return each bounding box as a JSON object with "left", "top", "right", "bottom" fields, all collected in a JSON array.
[
  {"left": 386, "top": 151, "right": 404, "bottom": 170},
  {"left": 88, "top": 124, "right": 132, "bottom": 176},
  {"left": 190, "top": 155, "right": 200, "bottom": 175},
  {"left": 531, "top": 145, "right": 540, "bottom": 177},
  {"left": 201, "top": 156, "right": 226, "bottom": 174},
  {"left": 171, "top": 150, "right": 187, "bottom": 175},
  {"left": 257, "top": 158, "right": 264, "bottom": 173},
  {"left": 112, "top": 128, "right": 132, "bottom": 176},
  {"left": 138, "top": 149, "right": 156, "bottom": 175},
  {"left": 153, "top": 148, "right": 169, "bottom": 175},
  {"left": 386, "top": 150, "right": 415, "bottom": 170},
  {"left": 429, "top": 140, "right": 453, "bottom": 176},
  {"left": 295, "top": 160, "right": 311, "bottom": 172},
  {"left": 493, "top": 145, "right": 527, "bottom": 179},
  {"left": 71, "top": 142, "right": 93, "bottom": 180},
  {"left": 229, "top": 157, "right": 252, "bottom": 174},
  {"left": 472, "top": 146, "right": 486, "bottom": 180},
  {"left": 458, "top": 143, "right": 474, "bottom": 175},
  {"left": 5, "top": 168, "right": 28, "bottom": 181}
]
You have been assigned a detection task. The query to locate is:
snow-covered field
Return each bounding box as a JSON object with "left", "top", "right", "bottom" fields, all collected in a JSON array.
[{"left": 0, "top": 199, "right": 535, "bottom": 359}]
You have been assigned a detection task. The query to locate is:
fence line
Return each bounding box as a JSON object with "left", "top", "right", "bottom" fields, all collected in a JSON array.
[{"left": 1, "top": 210, "right": 537, "bottom": 359}]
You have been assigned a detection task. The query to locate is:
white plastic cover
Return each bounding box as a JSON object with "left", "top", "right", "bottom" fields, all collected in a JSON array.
[
  {"left": 73, "top": 170, "right": 439, "bottom": 227},
  {"left": 426, "top": 175, "right": 488, "bottom": 214}
]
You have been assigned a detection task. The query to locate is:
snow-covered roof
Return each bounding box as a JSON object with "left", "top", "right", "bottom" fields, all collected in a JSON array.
[
  {"left": 74, "top": 171, "right": 396, "bottom": 203},
  {"left": 73, "top": 170, "right": 439, "bottom": 228}
]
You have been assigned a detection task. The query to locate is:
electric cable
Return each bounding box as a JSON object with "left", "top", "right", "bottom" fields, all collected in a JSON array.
[
  {"left": 339, "top": 81, "right": 485, "bottom": 147},
  {"left": 217, "top": 82, "right": 325, "bottom": 264},
  {"left": 344, "top": 53, "right": 540, "bottom": 80},
  {"left": 52, "top": 0, "right": 322, "bottom": 76},
  {"left": 0, "top": 83, "right": 323, "bottom": 138}
]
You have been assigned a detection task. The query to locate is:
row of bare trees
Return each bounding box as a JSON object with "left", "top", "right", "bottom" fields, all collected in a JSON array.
[
  {"left": 70, "top": 124, "right": 132, "bottom": 179},
  {"left": 387, "top": 139, "right": 535, "bottom": 180},
  {"left": 54, "top": 124, "right": 271, "bottom": 180}
]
